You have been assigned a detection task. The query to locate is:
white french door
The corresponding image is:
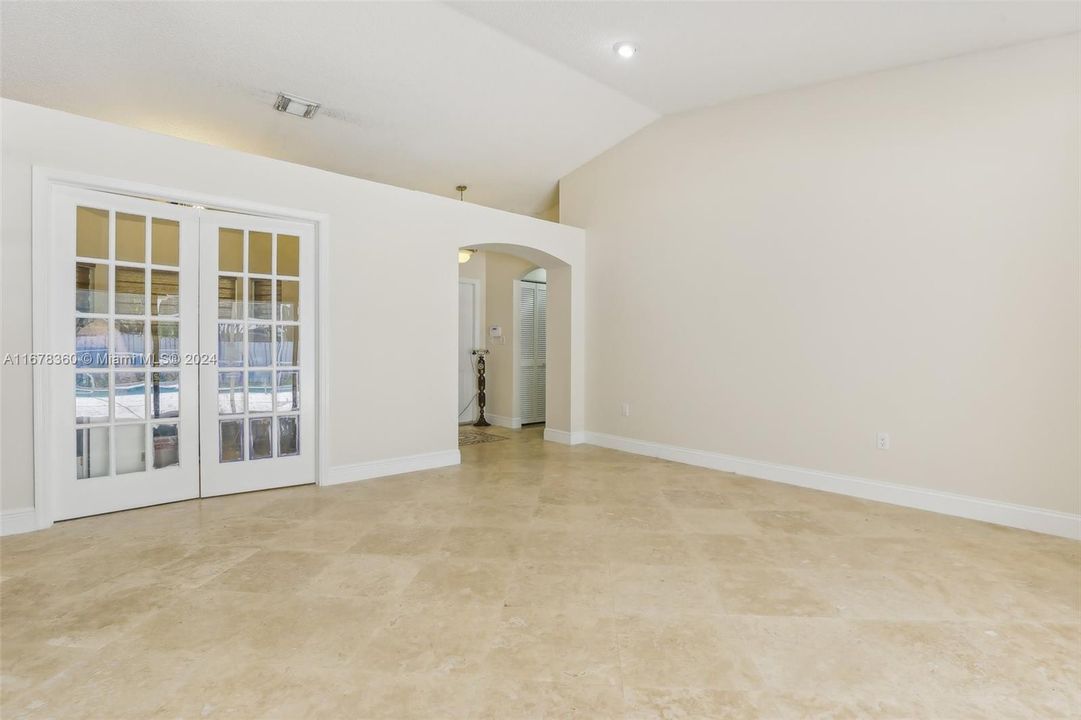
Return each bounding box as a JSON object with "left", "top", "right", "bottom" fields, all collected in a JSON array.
[
  {"left": 517, "top": 280, "right": 547, "bottom": 425},
  {"left": 197, "top": 211, "right": 316, "bottom": 496},
  {"left": 50, "top": 187, "right": 200, "bottom": 520},
  {"left": 45, "top": 187, "right": 317, "bottom": 520}
]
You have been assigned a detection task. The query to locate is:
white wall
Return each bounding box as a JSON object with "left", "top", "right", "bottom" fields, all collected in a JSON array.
[
  {"left": 0, "top": 99, "right": 585, "bottom": 513},
  {"left": 561, "top": 35, "right": 1080, "bottom": 519}
]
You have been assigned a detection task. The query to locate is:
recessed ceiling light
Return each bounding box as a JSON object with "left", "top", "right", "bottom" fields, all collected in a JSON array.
[
  {"left": 613, "top": 41, "right": 636, "bottom": 59},
  {"left": 274, "top": 92, "right": 320, "bottom": 119}
]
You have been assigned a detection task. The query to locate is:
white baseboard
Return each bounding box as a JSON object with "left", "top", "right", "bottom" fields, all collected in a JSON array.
[
  {"left": 1, "top": 507, "right": 42, "bottom": 536},
  {"left": 485, "top": 414, "right": 521, "bottom": 430},
  {"left": 584, "top": 431, "right": 1081, "bottom": 540},
  {"left": 326, "top": 449, "right": 461, "bottom": 486},
  {"left": 544, "top": 428, "right": 587, "bottom": 445}
]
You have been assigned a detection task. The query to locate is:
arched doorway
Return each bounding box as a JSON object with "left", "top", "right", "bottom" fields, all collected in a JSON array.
[{"left": 454, "top": 239, "right": 583, "bottom": 445}]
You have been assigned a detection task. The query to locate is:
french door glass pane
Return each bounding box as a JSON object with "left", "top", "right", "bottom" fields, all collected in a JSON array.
[
  {"left": 152, "top": 423, "right": 179, "bottom": 469},
  {"left": 151, "top": 270, "right": 179, "bottom": 316},
  {"left": 250, "top": 417, "right": 273, "bottom": 460},
  {"left": 220, "top": 420, "right": 244, "bottom": 462},
  {"left": 276, "top": 326, "right": 298, "bottom": 366},
  {"left": 114, "top": 372, "right": 147, "bottom": 421},
  {"left": 76, "top": 262, "right": 110, "bottom": 313},
  {"left": 76, "top": 318, "right": 110, "bottom": 368},
  {"left": 115, "top": 213, "right": 146, "bottom": 263},
  {"left": 277, "top": 235, "right": 299, "bottom": 276},
  {"left": 76, "top": 207, "right": 109, "bottom": 259},
  {"left": 115, "top": 267, "right": 146, "bottom": 315},
  {"left": 150, "top": 372, "right": 180, "bottom": 419},
  {"left": 115, "top": 320, "right": 147, "bottom": 366},
  {"left": 218, "top": 323, "right": 244, "bottom": 367},
  {"left": 151, "top": 321, "right": 180, "bottom": 366},
  {"left": 278, "top": 416, "right": 299, "bottom": 456},
  {"left": 218, "top": 372, "right": 245, "bottom": 415},
  {"left": 275, "top": 371, "right": 298, "bottom": 411},
  {"left": 116, "top": 423, "right": 146, "bottom": 474},
  {"left": 219, "top": 229, "right": 244, "bottom": 272},
  {"left": 276, "top": 280, "right": 299, "bottom": 321},
  {"left": 151, "top": 218, "right": 180, "bottom": 266},
  {"left": 247, "top": 370, "right": 273, "bottom": 412},
  {"left": 76, "top": 426, "right": 110, "bottom": 478},
  {"left": 76, "top": 372, "right": 110, "bottom": 424},
  {"left": 248, "top": 278, "right": 273, "bottom": 319},
  {"left": 248, "top": 232, "right": 272, "bottom": 274},
  {"left": 218, "top": 276, "right": 243, "bottom": 319},
  {"left": 248, "top": 324, "right": 272, "bottom": 367}
]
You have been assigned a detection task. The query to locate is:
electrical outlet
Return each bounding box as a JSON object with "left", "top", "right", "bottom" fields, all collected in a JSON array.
[
  {"left": 876, "top": 432, "right": 890, "bottom": 450},
  {"left": 621, "top": 402, "right": 631, "bottom": 417}
]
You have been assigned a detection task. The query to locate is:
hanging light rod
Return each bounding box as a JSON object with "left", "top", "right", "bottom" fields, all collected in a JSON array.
[{"left": 457, "top": 185, "right": 474, "bottom": 263}]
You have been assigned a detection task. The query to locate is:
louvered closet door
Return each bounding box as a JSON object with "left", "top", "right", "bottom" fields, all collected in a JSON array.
[{"left": 518, "top": 281, "right": 547, "bottom": 424}]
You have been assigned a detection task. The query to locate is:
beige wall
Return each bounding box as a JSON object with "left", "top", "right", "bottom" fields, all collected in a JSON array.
[
  {"left": 561, "top": 35, "right": 1080, "bottom": 514},
  {"left": 1, "top": 100, "right": 586, "bottom": 513}
]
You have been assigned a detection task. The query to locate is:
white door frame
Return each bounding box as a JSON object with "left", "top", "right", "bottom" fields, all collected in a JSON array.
[
  {"left": 457, "top": 277, "right": 482, "bottom": 424},
  {"left": 31, "top": 166, "right": 331, "bottom": 531}
]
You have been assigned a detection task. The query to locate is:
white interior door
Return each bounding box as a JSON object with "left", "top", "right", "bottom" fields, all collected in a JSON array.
[
  {"left": 458, "top": 280, "right": 478, "bottom": 423},
  {"left": 48, "top": 187, "right": 200, "bottom": 520},
  {"left": 198, "top": 211, "right": 316, "bottom": 496},
  {"left": 518, "top": 280, "right": 547, "bottom": 424}
]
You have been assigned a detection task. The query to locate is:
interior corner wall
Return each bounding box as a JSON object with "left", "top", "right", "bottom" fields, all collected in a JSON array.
[
  {"left": 560, "top": 34, "right": 1081, "bottom": 516},
  {"left": 0, "top": 99, "right": 585, "bottom": 512}
]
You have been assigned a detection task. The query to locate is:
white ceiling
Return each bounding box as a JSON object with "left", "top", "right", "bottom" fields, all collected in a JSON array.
[
  {"left": 452, "top": 1, "right": 1081, "bottom": 115},
  {"left": 2, "top": 2, "right": 1078, "bottom": 216},
  {"left": 0, "top": 1, "right": 656, "bottom": 216}
]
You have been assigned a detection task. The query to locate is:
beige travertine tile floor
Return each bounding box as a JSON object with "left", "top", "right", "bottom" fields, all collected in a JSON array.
[{"left": 1, "top": 425, "right": 1079, "bottom": 719}]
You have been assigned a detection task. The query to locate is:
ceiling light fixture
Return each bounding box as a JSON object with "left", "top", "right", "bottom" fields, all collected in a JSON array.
[
  {"left": 273, "top": 92, "right": 321, "bottom": 119},
  {"left": 613, "top": 41, "right": 637, "bottom": 59}
]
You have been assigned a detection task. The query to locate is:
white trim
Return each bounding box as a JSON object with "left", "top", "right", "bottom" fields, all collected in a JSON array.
[
  {"left": 458, "top": 277, "right": 483, "bottom": 424},
  {"left": 1, "top": 508, "right": 42, "bottom": 536},
  {"left": 486, "top": 413, "right": 522, "bottom": 430},
  {"left": 32, "top": 168, "right": 56, "bottom": 532},
  {"left": 544, "top": 428, "right": 586, "bottom": 445},
  {"left": 31, "top": 167, "right": 332, "bottom": 524},
  {"left": 585, "top": 431, "right": 1081, "bottom": 540},
  {"left": 326, "top": 450, "right": 461, "bottom": 486},
  {"left": 316, "top": 214, "right": 331, "bottom": 495}
]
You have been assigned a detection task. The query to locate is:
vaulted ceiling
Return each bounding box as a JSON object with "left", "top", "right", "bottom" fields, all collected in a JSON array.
[{"left": 2, "top": 1, "right": 1078, "bottom": 216}]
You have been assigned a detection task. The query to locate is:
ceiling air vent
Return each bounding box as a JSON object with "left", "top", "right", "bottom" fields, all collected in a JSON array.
[{"left": 273, "top": 92, "right": 320, "bottom": 119}]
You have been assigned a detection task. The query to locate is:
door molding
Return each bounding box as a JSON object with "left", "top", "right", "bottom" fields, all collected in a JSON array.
[
  {"left": 31, "top": 166, "right": 331, "bottom": 532},
  {"left": 457, "top": 277, "right": 482, "bottom": 423}
]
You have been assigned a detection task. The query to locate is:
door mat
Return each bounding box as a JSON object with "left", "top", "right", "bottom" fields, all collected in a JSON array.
[{"left": 458, "top": 430, "right": 508, "bottom": 446}]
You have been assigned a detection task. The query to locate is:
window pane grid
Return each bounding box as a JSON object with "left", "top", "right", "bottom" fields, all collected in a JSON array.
[
  {"left": 75, "top": 206, "right": 181, "bottom": 479},
  {"left": 216, "top": 227, "right": 301, "bottom": 462}
]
